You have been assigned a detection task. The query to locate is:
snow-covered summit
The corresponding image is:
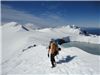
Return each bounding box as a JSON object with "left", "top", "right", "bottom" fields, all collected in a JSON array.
[
  {"left": 0, "top": 22, "right": 90, "bottom": 36},
  {"left": 24, "top": 23, "right": 39, "bottom": 30},
  {"left": 2, "top": 22, "right": 39, "bottom": 32},
  {"left": 2, "top": 22, "right": 100, "bottom": 44},
  {"left": 2, "top": 22, "right": 23, "bottom": 32},
  {"left": 2, "top": 22, "right": 18, "bottom": 27},
  {"left": 1, "top": 22, "right": 100, "bottom": 75}
]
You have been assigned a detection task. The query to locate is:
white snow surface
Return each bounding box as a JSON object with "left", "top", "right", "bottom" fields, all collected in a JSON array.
[
  {"left": 24, "top": 23, "right": 40, "bottom": 30},
  {"left": 1, "top": 22, "right": 100, "bottom": 75}
]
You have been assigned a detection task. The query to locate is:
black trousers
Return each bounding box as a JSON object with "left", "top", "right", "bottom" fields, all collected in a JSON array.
[{"left": 50, "top": 54, "right": 55, "bottom": 67}]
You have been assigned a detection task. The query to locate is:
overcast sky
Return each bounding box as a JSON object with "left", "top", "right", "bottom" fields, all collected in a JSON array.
[{"left": 1, "top": 1, "right": 100, "bottom": 28}]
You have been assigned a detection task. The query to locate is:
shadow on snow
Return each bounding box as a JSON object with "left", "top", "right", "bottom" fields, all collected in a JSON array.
[{"left": 57, "top": 55, "right": 76, "bottom": 64}]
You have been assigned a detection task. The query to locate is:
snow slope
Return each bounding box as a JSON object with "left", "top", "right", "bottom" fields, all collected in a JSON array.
[
  {"left": 37, "top": 26, "right": 100, "bottom": 44},
  {"left": 24, "top": 23, "right": 40, "bottom": 30},
  {"left": 1, "top": 22, "right": 100, "bottom": 75}
]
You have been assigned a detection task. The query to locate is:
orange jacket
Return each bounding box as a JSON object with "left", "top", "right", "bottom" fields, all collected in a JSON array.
[{"left": 48, "top": 42, "right": 58, "bottom": 54}]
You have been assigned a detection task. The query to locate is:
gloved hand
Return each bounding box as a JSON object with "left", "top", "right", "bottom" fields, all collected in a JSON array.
[{"left": 48, "top": 53, "right": 49, "bottom": 57}]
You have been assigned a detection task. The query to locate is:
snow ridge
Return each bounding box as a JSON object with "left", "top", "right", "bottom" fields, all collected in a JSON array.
[{"left": 1, "top": 22, "right": 100, "bottom": 75}]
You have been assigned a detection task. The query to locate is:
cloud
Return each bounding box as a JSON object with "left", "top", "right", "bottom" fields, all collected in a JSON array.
[
  {"left": 49, "top": 15, "right": 60, "bottom": 20},
  {"left": 1, "top": 4, "right": 51, "bottom": 27},
  {"left": 41, "top": 12, "right": 61, "bottom": 20},
  {"left": 2, "top": 4, "right": 99, "bottom": 28},
  {"left": 1, "top": 4, "right": 68, "bottom": 27},
  {"left": 40, "top": 11, "right": 67, "bottom": 25}
]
